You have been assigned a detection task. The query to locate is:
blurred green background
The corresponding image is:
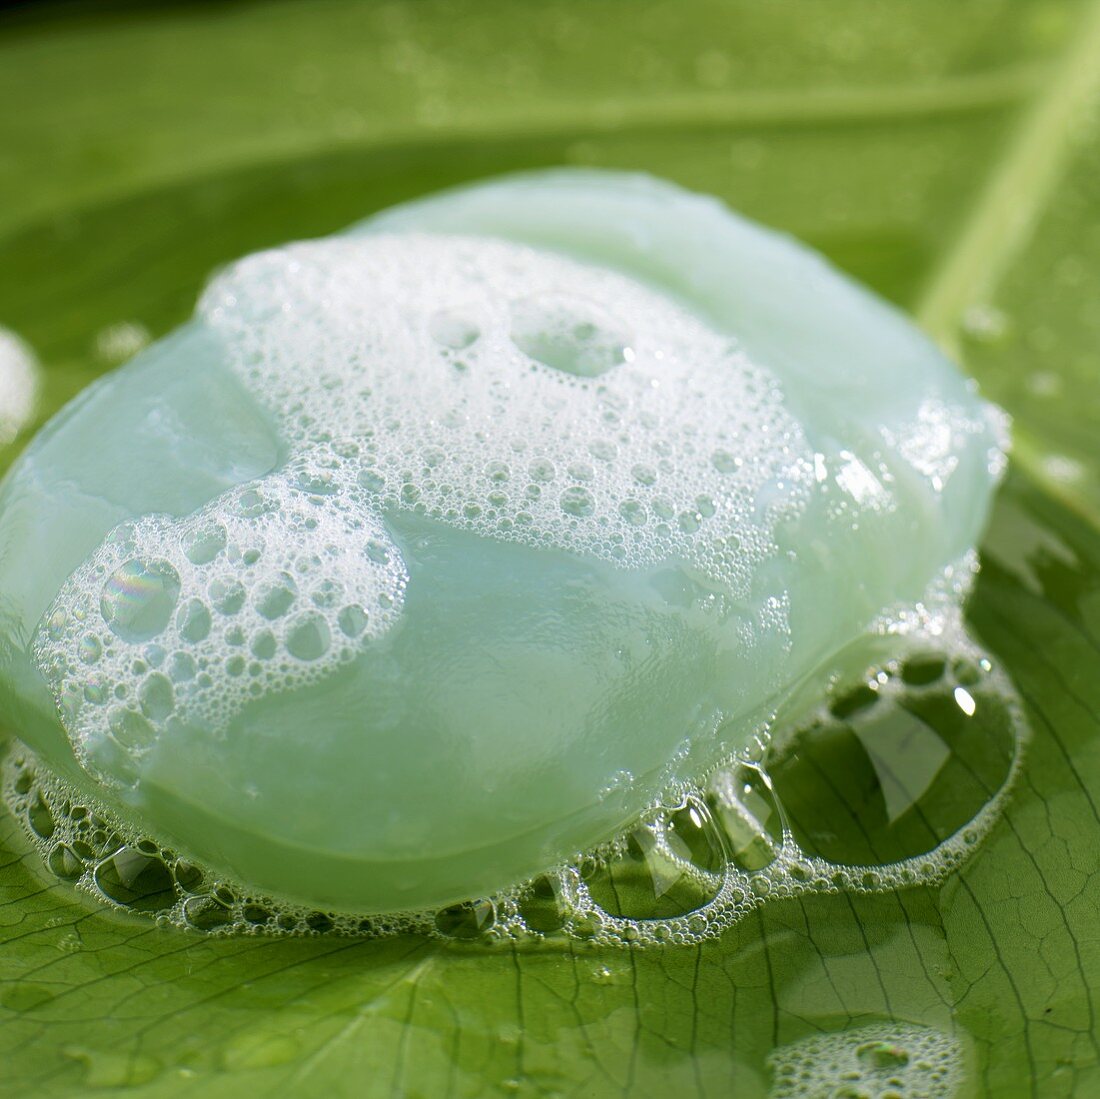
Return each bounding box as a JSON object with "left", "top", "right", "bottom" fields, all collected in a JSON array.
[{"left": 1, "top": 2, "right": 1100, "bottom": 1096}]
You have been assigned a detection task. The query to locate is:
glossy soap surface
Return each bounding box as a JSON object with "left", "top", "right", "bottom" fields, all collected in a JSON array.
[{"left": 0, "top": 172, "right": 1005, "bottom": 912}]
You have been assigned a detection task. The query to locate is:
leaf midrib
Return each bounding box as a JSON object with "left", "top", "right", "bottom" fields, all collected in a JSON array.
[
  {"left": 917, "top": 0, "right": 1100, "bottom": 344},
  {"left": 914, "top": 0, "right": 1100, "bottom": 529}
]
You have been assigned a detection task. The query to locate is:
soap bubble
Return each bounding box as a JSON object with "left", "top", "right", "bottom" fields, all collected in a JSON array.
[
  {"left": 101, "top": 559, "right": 181, "bottom": 643},
  {"left": 508, "top": 291, "right": 631, "bottom": 377}
]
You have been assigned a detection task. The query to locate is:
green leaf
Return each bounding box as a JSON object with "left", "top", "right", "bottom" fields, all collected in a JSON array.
[{"left": 1, "top": 1, "right": 1100, "bottom": 1095}]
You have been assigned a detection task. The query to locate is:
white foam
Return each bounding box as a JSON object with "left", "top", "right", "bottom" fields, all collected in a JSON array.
[
  {"left": 201, "top": 232, "right": 811, "bottom": 584},
  {"left": 36, "top": 452, "right": 406, "bottom": 773},
  {"left": 35, "top": 233, "right": 813, "bottom": 773}
]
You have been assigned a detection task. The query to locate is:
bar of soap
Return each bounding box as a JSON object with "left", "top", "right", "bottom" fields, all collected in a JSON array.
[{"left": 0, "top": 171, "right": 1005, "bottom": 913}]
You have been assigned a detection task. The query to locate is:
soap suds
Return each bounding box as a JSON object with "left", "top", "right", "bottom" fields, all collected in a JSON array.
[{"left": 35, "top": 234, "right": 813, "bottom": 777}]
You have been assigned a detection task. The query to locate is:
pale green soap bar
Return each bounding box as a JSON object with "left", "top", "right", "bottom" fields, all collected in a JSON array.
[{"left": 0, "top": 172, "right": 1004, "bottom": 912}]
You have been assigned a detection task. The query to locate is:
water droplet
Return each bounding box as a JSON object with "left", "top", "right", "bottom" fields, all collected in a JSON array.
[
  {"left": 901, "top": 653, "right": 946, "bottom": 686},
  {"left": 586, "top": 815, "right": 722, "bottom": 921},
  {"left": 250, "top": 630, "right": 277, "bottom": 660},
  {"left": 749, "top": 875, "right": 771, "bottom": 897},
  {"left": 109, "top": 707, "right": 156, "bottom": 751},
  {"left": 708, "top": 762, "right": 783, "bottom": 871},
  {"left": 769, "top": 671, "right": 1015, "bottom": 865},
  {"left": 789, "top": 861, "right": 813, "bottom": 883},
  {"left": 210, "top": 578, "right": 246, "bottom": 615},
  {"left": 568, "top": 912, "right": 604, "bottom": 939},
  {"left": 237, "top": 489, "right": 270, "bottom": 518},
  {"left": 71, "top": 840, "right": 96, "bottom": 860},
  {"left": 174, "top": 861, "right": 204, "bottom": 893},
  {"left": 45, "top": 609, "right": 67, "bottom": 641},
  {"left": 138, "top": 673, "right": 174, "bottom": 721},
  {"left": 952, "top": 657, "right": 983, "bottom": 686},
  {"left": 305, "top": 911, "right": 334, "bottom": 933},
  {"left": 100, "top": 559, "right": 180, "bottom": 643},
  {"left": 664, "top": 796, "right": 727, "bottom": 873},
  {"left": 168, "top": 650, "right": 197, "bottom": 682},
  {"left": 830, "top": 683, "right": 879, "bottom": 719},
  {"left": 337, "top": 604, "right": 369, "bottom": 638},
  {"left": 711, "top": 449, "right": 741, "bottom": 474},
  {"left": 28, "top": 792, "right": 55, "bottom": 839}
]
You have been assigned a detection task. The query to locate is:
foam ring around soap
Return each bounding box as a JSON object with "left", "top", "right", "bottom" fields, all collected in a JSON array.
[{"left": 3, "top": 614, "right": 1029, "bottom": 946}]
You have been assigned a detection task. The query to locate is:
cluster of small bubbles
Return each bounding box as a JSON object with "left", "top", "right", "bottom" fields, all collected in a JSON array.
[
  {"left": 0, "top": 751, "right": 438, "bottom": 940},
  {"left": 199, "top": 232, "right": 810, "bottom": 597},
  {"left": 33, "top": 233, "right": 817, "bottom": 780},
  {"left": 767, "top": 1022, "right": 963, "bottom": 1099},
  {"left": 880, "top": 394, "right": 1008, "bottom": 497},
  {"left": 3, "top": 622, "right": 1028, "bottom": 947},
  {"left": 32, "top": 448, "right": 407, "bottom": 782},
  {"left": 867, "top": 550, "right": 983, "bottom": 648}
]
